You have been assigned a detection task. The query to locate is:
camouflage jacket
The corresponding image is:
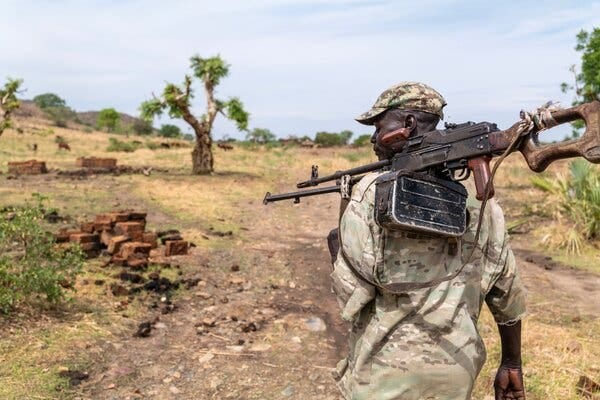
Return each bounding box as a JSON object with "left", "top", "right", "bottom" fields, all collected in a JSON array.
[{"left": 331, "top": 172, "right": 527, "bottom": 400}]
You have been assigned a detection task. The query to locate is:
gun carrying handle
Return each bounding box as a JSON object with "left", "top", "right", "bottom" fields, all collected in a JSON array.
[
  {"left": 520, "top": 100, "right": 600, "bottom": 172},
  {"left": 468, "top": 156, "right": 494, "bottom": 201}
]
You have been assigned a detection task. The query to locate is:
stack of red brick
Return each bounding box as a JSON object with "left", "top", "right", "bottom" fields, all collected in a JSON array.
[
  {"left": 8, "top": 160, "right": 48, "bottom": 175},
  {"left": 75, "top": 157, "right": 117, "bottom": 169},
  {"left": 55, "top": 211, "right": 189, "bottom": 266}
]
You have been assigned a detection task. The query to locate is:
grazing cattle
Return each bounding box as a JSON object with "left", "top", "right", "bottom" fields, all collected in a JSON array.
[
  {"left": 58, "top": 142, "right": 71, "bottom": 151},
  {"left": 217, "top": 142, "right": 234, "bottom": 151}
]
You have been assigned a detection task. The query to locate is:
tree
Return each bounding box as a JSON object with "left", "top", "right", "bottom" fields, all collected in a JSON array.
[
  {"left": 246, "top": 127, "right": 275, "bottom": 143},
  {"left": 0, "top": 78, "right": 22, "bottom": 137},
  {"left": 32, "top": 93, "right": 66, "bottom": 109},
  {"left": 159, "top": 124, "right": 182, "bottom": 138},
  {"left": 131, "top": 119, "right": 154, "bottom": 136},
  {"left": 140, "top": 55, "right": 249, "bottom": 174},
  {"left": 561, "top": 28, "right": 600, "bottom": 137},
  {"left": 314, "top": 130, "right": 354, "bottom": 147},
  {"left": 96, "top": 108, "right": 120, "bottom": 132}
]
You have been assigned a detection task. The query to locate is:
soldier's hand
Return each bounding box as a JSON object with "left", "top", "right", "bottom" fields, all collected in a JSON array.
[{"left": 494, "top": 365, "right": 525, "bottom": 400}]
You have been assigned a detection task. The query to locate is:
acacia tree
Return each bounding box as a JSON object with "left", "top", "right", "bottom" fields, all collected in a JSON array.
[
  {"left": 0, "top": 78, "right": 22, "bottom": 137},
  {"left": 97, "top": 108, "right": 120, "bottom": 132},
  {"left": 140, "top": 55, "right": 249, "bottom": 174}
]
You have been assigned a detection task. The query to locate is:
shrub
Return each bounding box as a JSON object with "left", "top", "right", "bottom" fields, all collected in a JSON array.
[
  {"left": 353, "top": 134, "right": 372, "bottom": 146},
  {"left": 0, "top": 195, "right": 84, "bottom": 313},
  {"left": 159, "top": 124, "right": 182, "bottom": 138},
  {"left": 145, "top": 141, "right": 160, "bottom": 150},
  {"left": 315, "top": 131, "right": 348, "bottom": 147},
  {"left": 132, "top": 119, "right": 154, "bottom": 136},
  {"left": 531, "top": 160, "right": 600, "bottom": 253},
  {"left": 106, "top": 137, "right": 140, "bottom": 152}
]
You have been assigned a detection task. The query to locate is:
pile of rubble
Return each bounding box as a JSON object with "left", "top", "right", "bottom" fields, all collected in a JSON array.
[
  {"left": 7, "top": 160, "right": 48, "bottom": 175},
  {"left": 56, "top": 211, "right": 189, "bottom": 266}
]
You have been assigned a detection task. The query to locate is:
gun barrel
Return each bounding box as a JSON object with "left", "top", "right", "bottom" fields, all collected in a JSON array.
[
  {"left": 264, "top": 185, "right": 342, "bottom": 204},
  {"left": 296, "top": 159, "right": 390, "bottom": 188}
]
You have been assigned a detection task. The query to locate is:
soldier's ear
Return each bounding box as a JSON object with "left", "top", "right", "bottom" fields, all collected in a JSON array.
[{"left": 405, "top": 114, "right": 417, "bottom": 133}]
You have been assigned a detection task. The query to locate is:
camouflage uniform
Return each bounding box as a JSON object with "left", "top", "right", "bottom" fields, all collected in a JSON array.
[{"left": 331, "top": 83, "right": 527, "bottom": 400}]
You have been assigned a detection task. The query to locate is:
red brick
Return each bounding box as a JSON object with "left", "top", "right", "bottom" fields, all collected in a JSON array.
[
  {"left": 165, "top": 240, "right": 188, "bottom": 256},
  {"left": 76, "top": 157, "right": 117, "bottom": 169},
  {"left": 100, "top": 230, "right": 115, "bottom": 246},
  {"left": 110, "top": 255, "right": 127, "bottom": 266},
  {"left": 56, "top": 229, "right": 81, "bottom": 243},
  {"left": 107, "top": 212, "right": 130, "bottom": 223},
  {"left": 80, "top": 222, "right": 95, "bottom": 233},
  {"left": 107, "top": 235, "right": 130, "bottom": 254},
  {"left": 114, "top": 221, "right": 144, "bottom": 240},
  {"left": 79, "top": 242, "right": 99, "bottom": 251},
  {"left": 119, "top": 242, "right": 152, "bottom": 259},
  {"left": 142, "top": 232, "right": 158, "bottom": 249},
  {"left": 7, "top": 160, "right": 48, "bottom": 175},
  {"left": 128, "top": 212, "right": 147, "bottom": 221},
  {"left": 69, "top": 233, "right": 99, "bottom": 244},
  {"left": 127, "top": 253, "right": 148, "bottom": 270}
]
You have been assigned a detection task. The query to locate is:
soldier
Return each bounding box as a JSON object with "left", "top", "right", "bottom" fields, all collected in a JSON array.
[{"left": 329, "top": 82, "right": 527, "bottom": 400}]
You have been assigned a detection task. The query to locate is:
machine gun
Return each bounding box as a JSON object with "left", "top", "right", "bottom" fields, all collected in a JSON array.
[
  {"left": 264, "top": 101, "right": 600, "bottom": 235},
  {"left": 265, "top": 101, "right": 600, "bottom": 202}
]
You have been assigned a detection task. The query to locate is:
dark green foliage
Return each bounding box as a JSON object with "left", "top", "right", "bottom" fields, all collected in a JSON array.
[
  {"left": 353, "top": 134, "right": 372, "bottom": 146},
  {"left": 0, "top": 78, "right": 23, "bottom": 136},
  {"left": 0, "top": 195, "right": 84, "bottom": 313},
  {"left": 159, "top": 124, "right": 182, "bottom": 138},
  {"left": 221, "top": 97, "right": 249, "bottom": 131},
  {"left": 33, "top": 93, "right": 66, "bottom": 109},
  {"left": 96, "top": 108, "right": 120, "bottom": 132},
  {"left": 131, "top": 119, "right": 154, "bottom": 136},
  {"left": 561, "top": 28, "right": 600, "bottom": 138},
  {"left": 531, "top": 160, "right": 600, "bottom": 253},
  {"left": 314, "top": 130, "right": 354, "bottom": 147},
  {"left": 106, "top": 137, "right": 141, "bottom": 152},
  {"left": 190, "top": 55, "right": 229, "bottom": 86},
  {"left": 246, "top": 128, "right": 276, "bottom": 143}
]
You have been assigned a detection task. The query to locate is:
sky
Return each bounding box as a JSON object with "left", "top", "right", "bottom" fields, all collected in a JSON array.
[{"left": 1, "top": 0, "right": 599, "bottom": 141}]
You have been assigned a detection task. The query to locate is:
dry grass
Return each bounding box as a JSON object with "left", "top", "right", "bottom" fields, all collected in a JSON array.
[{"left": 0, "top": 120, "right": 599, "bottom": 399}]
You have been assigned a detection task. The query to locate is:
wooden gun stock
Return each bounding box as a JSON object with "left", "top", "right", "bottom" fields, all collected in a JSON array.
[
  {"left": 521, "top": 100, "right": 600, "bottom": 172},
  {"left": 492, "top": 101, "right": 600, "bottom": 172}
]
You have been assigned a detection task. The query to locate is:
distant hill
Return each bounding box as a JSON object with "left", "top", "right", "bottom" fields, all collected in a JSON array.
[
  {"left": 76, "top": 110, "right": 142, "bottom": 128},
  {"left": 14, "top": 99, "right": 151, "bottom": 133}
]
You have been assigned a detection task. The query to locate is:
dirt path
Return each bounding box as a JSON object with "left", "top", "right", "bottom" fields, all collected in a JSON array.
[
  {"left": 75, "top": 183, "right": 347, "bottom": 400},
  {"left": 14, "top": 173, "right": 594, "bottom": 400}
]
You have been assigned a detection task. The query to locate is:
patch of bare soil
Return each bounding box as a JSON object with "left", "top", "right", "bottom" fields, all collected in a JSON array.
[
  {"left": 512, "top": 245, "right": 600, "bottom": 318},
  {"left": 72, "top": 182, "right": 347, "bottom": 400}
]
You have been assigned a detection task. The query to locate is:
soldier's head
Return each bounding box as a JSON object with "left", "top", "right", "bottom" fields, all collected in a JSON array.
[{"left": 356, "top": 82, "right": 446, "bottom": 160}]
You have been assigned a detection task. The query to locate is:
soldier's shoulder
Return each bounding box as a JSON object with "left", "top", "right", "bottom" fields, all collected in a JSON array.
[{"left": 350, "top": 171, "right": 383, "bottom": 200}]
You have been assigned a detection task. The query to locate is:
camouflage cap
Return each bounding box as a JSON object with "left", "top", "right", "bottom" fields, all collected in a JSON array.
[{"left": 356, "top": 82, "right": 447, "bottom": 125}]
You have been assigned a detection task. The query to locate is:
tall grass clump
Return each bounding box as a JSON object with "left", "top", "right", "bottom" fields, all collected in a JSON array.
[
  {"left": 531, "top": 160, "right": 600, "bottom": 253},
  {"left": 0, "top": 195, "right": 84, "bottom": 313}
]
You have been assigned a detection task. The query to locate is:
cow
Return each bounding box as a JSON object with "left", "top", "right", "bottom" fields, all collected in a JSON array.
[{"left": 58, "top": 142, "right": 71, "bottom": 151}]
